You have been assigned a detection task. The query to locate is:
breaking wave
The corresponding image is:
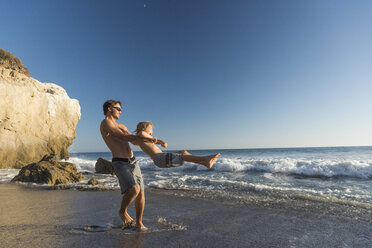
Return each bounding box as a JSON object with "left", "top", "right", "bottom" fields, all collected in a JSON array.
[{"left": 211, "top": 157, "right": 372, "bottom": 179}]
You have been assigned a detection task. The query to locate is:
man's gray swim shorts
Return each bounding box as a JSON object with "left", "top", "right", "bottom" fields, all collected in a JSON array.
[
  {"left": 112, "top": 157, "right": 144, "bottom": 194},
  {"left": 154, "top": 152, "right": 183, "bottom": 168}
]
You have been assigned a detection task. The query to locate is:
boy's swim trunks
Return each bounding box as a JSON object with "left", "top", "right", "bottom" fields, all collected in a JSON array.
[{"left": 154, "top": 152, "right": 183, "bottom": 168}]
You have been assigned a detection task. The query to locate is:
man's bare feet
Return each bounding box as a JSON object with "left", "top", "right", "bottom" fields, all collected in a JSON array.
[
  {"left": 202, "top": 153, "right": 221, "bottom": 169},
  {"left": 136, "top": 223, "right": 148, "bottom": 231},
  {"left": 119, "top": 211, "right": 135, "bottom": 229}
]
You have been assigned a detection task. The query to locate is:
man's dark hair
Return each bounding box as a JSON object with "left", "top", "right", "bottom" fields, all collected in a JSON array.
[{"left": 103, "top": 100, "right": 121, "bottom": 115}]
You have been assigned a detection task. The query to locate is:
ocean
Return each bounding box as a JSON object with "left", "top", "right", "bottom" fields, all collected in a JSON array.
[{"left": 2, "top": 146, "right": 371, "bottom": 207}]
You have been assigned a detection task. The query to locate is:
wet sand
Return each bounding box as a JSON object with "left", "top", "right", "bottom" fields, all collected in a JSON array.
[{"left": 0, "top": 183, "right": 371, "bottom": 248}]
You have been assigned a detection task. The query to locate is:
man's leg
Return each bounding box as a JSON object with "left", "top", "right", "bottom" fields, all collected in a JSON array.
[
  {"left": 181, "top": 150, "right": 221, "bottom": 169},
  {"left": 119, "top": 185, "right": 140, "bottom": 227},
  {"left": 134, "top": 190, "right": 147, "bottom": 230}
]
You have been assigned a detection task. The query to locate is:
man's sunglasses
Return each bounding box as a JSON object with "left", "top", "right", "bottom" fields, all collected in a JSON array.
[{"left": 112, "top": 107, "right": 122, "bottom": 112}]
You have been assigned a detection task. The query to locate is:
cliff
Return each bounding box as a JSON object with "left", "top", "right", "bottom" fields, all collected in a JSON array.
[
  {"left": 0, "top": 49, "right": 81, "bottom": 168},
  {"left": 0, "top": 48, "right": 30, "bottom": 77}
]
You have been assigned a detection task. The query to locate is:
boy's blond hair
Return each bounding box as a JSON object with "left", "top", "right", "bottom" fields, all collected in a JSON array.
[{"left": 134, "top": 121, "right": 154, "bottom": 134}]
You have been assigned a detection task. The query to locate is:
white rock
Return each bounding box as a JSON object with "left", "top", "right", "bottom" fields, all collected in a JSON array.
[{"left": 0, "top": 68, "right": 81, "bottom": 168}]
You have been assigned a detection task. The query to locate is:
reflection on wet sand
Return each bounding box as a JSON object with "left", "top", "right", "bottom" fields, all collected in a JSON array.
[
  {"left": 1, "top": 183, "right": 371, "bottom": 248},
  {"left": 0, "top": 184, "right": 75, "bottom": 247}
]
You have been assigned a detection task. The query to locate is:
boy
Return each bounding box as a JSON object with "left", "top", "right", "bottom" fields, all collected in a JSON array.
[{"left": 134, "top": 121, "right": 220, "bottom": 169}]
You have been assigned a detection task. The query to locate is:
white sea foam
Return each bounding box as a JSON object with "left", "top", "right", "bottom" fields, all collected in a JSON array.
[
  {"left": 64, "top": 157, "right": 97, "bottom": 172},
  {"left": 146, "top": 174, "right": 372, "bottom": 203},
  {"left": 212, "top": 157, "right": 372, "bottom": 179},
  {"left": 67, "top": 154, "right": 372, "bottom": 179},
  {"left": 135, "top": 156, "right": 157, "bottom": 169},
  {"left": 0, "top": 169, "right": 20, "bottom": 183},
  {"left": 2, "top": 149, "right": 370, "bottom": 205},
  {"left": 135, "top": 156, "right": 372, "bottom": 179}
]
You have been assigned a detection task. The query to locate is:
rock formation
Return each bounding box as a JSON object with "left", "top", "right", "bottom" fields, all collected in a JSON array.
[
  {"left": 95, "top": 158, "right": 114, "bottom": 174},
  {"left": 87, "top": 178, "right": 103, "bottom": 186},
  {"left": 0, "top": 48, "right": 29, "bottom": 77},
  {"left": 0, "top": 48, "right": 81, "bottom": 168},
  {"left": 11, "top": 160, "right": 83, "bottom": 185}
]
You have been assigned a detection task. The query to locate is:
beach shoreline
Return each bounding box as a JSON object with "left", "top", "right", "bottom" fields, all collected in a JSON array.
[{"left": 1, "top": 183, "right": 371, "bottom": 248}]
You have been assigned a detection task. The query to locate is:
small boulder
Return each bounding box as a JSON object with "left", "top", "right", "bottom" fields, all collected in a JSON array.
[
  {"left": 87, "top": 178, "right": 103, "bottom": 186},
  {"left": 95, "top": 158, "right": 113, "bottom": 174},
  {"left": 11, "top": 160, "right": 84, "bottom": 185}
]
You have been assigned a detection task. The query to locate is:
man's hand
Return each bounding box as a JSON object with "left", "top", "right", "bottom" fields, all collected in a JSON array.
[{"left": 131, "top": 140, "right": 140, "bottom": 145}]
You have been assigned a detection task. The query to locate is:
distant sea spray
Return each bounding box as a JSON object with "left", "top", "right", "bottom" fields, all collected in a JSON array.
[{"left": 2, "top": 147, "right": 371, "bottom": 205}]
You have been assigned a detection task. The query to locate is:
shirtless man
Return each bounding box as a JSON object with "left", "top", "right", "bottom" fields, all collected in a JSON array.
[
  {"left": 100, "top": 100, "right": 155, "bottom": 231},
  {"left": 134, "top": 121, "right": 220, "bottom": 169}
]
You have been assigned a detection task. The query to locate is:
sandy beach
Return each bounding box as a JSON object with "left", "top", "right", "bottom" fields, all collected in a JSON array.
[
  {"left": 2, "top": 1, "right": 372, "bottom": 248},
  {"left": 1, "top": 183, "right": 371, "bottom": 248}
]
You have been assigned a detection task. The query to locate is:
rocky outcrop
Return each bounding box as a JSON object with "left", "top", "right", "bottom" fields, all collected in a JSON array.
[
  {"left": 87, "top": 178, "right": 104, "bottom": 186},
  {"left": 95, "top": 158, "right": 114, "bottom": 174},
  {"left": 11, "top": 160, "right": 84, "bottom": 185},
  {"left": 0, "top": 48, "right": 80, "bottom": 168},
  {"left": 0, "top": 48, "right": 29, "bottom": 76}
]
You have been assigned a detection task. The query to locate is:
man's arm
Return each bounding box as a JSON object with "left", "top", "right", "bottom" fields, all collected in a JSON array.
[
  {"left": 104, "top": 120, "right": 155, "bottom": 143},
  {"left": 117, "top": 124, "right": 144, "bottom": 145},
  {"left": 118, "top": 124, "right": 132, "bottom": 135}
]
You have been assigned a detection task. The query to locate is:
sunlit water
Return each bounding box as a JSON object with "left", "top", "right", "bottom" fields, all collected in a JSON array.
[{"left": 2, "top": 146, "right": 371, "bottom": 204}]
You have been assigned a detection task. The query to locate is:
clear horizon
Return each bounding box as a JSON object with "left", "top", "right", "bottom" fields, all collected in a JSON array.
[
  {"left": 71, "top": 145, "right": 372, "bottom": 154},
  {"left": 1, "top": 0, "right": 372, "bottom": 152}
]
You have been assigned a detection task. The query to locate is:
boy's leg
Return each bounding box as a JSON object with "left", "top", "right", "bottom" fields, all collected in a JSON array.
[
  {"left": 181, "top": 150, "right": 191, "bottom": 155},
  {"left": 181, "top": 150, "right": 205, "bottom": 164},
  {"left": 181, "top": 150, "right": 220, "bottom": 169}
]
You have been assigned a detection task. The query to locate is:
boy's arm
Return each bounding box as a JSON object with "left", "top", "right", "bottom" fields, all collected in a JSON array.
[
  {"left": 137, "top": 131, "right": 167, "bottom": 148},
  {"left": 137, "top": 131, "right": 159, "bottom": 144},
  {"left": 156, "top": 139, "right": 167, "bottom": 148},
  {"left": 104, "top": 120, "right": 155, "bottom": 144}
]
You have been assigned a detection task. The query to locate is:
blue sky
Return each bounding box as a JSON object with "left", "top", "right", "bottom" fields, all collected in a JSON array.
[{"left": 1, "top": 0, "right": 371, "bottom": 152}]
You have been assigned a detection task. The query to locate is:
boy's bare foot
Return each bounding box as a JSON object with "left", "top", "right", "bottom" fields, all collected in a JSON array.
[
  {"left": 202, "top": 153, "right": 220, "bottom": 169},
  {"left": 136, "top": 223, "right": 148, "bottom": 231}
]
